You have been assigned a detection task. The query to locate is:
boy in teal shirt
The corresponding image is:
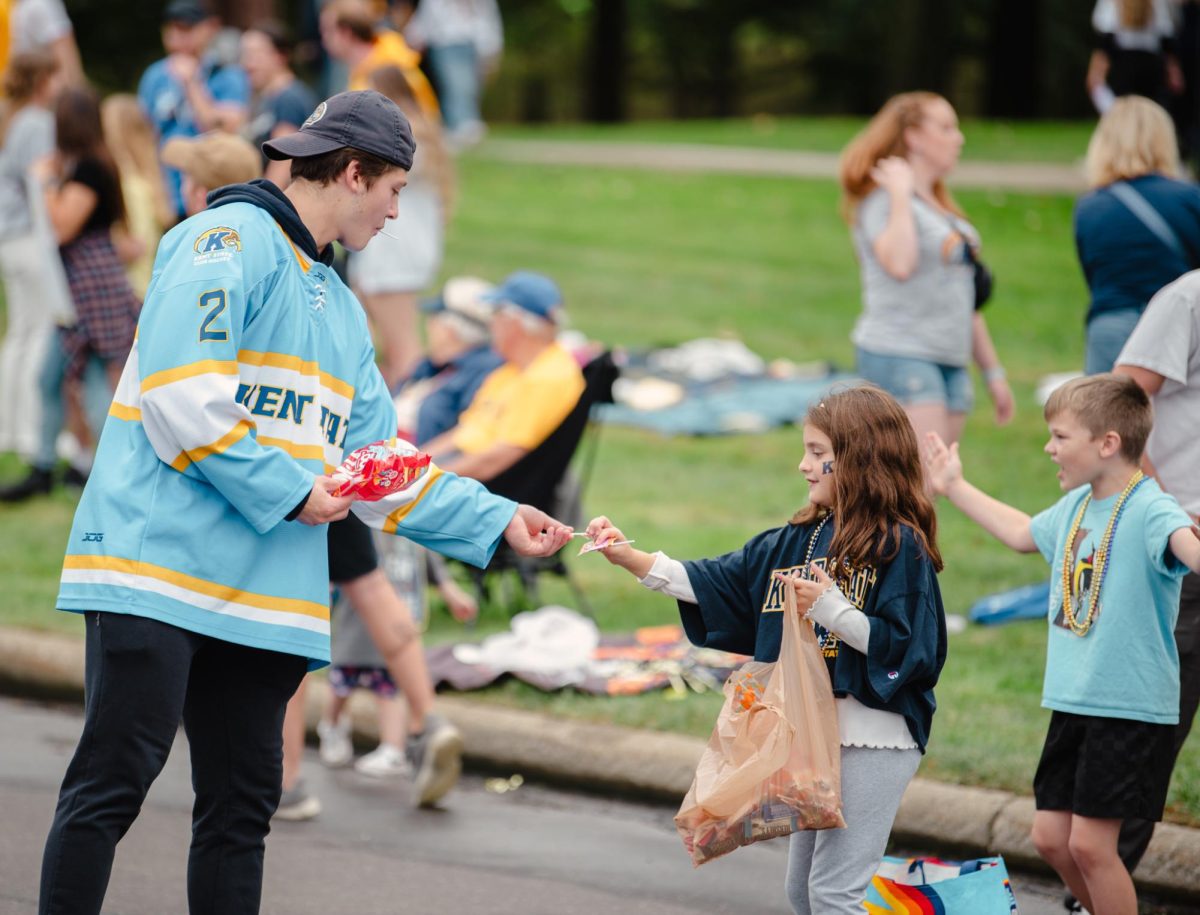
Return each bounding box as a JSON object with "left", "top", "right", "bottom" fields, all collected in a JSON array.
[{"left": 925, "top": 374, "right": 1200, "bottom": 915}]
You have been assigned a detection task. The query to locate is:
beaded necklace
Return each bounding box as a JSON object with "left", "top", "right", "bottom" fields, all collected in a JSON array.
[
  {"left": 803, "top": 514, "right": 835, "bottom": 649},
  {"left": 1059, "top": 470, "right": 1146, "bottom": 637}
]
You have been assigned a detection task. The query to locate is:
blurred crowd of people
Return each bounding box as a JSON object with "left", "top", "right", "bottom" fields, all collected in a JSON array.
[{"left": 0, "top": 0, "right": 503, "bottom": 504}]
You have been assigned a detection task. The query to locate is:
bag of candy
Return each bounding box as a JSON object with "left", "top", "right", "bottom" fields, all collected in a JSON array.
[
  {"left": 675, "top": 586, "right": 845, "bottom": 866},
  {"left": 333, "top": 439, "right": 432, "bottom": 501}
]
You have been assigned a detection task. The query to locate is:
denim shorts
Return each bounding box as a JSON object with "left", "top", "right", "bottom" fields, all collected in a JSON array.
[
  {"left": 855, "top": 348, "right": 974, "bottom": 414},
  {"left": 1085, "top": 308, "right": 1142, "bottom": 375}
]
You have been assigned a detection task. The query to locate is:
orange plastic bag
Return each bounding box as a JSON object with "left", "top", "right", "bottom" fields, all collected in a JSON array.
[{"left": 675, "top": 587, "right": 845, "bottom": 866}]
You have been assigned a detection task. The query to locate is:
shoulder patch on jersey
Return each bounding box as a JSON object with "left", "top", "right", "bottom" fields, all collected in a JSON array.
[{"left": 193, "top": 226, "right": 243, "bottom": 265}]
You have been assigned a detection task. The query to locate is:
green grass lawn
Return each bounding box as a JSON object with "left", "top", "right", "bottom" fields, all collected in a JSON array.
[
  {"left": 3, "top": 150, "right": 1197, "bottom": 824},
  {"left": 487, "top": 116, "right": 1096, "bottom": 164}
]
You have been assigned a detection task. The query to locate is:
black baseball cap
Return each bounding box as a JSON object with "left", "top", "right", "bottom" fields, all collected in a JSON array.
[
  {"left": 262, "top": 90, "right": 416, "bottom": 171},
  {"left": 163, "top": 0, "right": 211, "bottom": 25}
]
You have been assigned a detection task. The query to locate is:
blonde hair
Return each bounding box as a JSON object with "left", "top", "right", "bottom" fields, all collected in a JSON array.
[
  {"left": 0, "top": 50, "right": 57, "bottom": 144},
  {"left": 367, "top": 65, "right": 455, "bottom": 219},
  {"left": 1119, "top": 0, "right": 1153, "bottom": 29},
  {"left": 1043, "top": 374, "right": 1152, "bottom": 463},
  {"left": 102, "top": 94, "right": 174, "bottom": 229},
  {"left": 1084, "top": 95, "right": 1179, "bottom": 188},
  {"left": 839, "top": 91, "right": 963, "bottom": 223}
]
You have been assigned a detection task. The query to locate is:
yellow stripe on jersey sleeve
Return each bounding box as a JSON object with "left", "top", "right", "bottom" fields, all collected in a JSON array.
[
  {"left": 141, "top": 359, "right": 239, "bottom": 393},
  {"left": 108, "top": 401, "right": 142, "bottom": 422},
  {"left": 380, "top": 467, "right": 445, "bottom": 534},
  {"left": 169, "top": 419, "right": 255, "bottom": 471}
]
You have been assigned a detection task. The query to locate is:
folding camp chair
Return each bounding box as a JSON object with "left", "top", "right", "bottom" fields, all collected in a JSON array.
[{"left": 468, "top": 350, "right": 619, "bottom": 615}]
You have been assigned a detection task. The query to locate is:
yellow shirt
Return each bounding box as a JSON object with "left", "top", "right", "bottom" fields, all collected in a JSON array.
[
  {"left": 452, "top": 343, "right": 585, "bottom": 455},
  {"left": 350, "top": 30, "right": 440, "bottom": 120}
]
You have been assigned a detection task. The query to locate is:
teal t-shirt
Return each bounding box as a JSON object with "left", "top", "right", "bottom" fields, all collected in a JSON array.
[{"left": 1029, "top": 479, "right": 1190, "bottom": 725}]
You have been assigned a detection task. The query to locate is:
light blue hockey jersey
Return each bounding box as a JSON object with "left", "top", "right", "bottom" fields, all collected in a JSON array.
[{"left": 57, "top": 182, "right": 516, "bottom": 666}]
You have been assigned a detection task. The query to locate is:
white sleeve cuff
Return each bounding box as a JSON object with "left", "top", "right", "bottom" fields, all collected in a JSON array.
[
  {"left": 638, "top": 551, "right": 698, "bottom": 603},
  {"left": 807, "top": 585, "right": 870, "bottom": 654}
]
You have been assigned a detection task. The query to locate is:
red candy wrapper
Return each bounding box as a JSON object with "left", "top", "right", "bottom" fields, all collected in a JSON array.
[{"left": 333, "top": 440, "right": 432, "bottom": 500}]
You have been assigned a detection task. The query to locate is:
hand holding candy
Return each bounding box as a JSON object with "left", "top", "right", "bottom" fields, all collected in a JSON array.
[
  {"left": 333, "top": 440, "right": 432, "bottom": 500},
  {"left": 772, "top": 563, "right": 834, "bottom": 616},
  {"left": 582, "top": 516, "right": 636, "bottom": 564}
]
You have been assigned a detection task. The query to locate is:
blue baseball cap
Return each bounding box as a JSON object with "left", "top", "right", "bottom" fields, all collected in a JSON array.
[
  {"left": 482, "top": 271, "right": 563, "bottom": 323},
  {"left": 262, "top": 90, "right": 416, "bottom": 171}
]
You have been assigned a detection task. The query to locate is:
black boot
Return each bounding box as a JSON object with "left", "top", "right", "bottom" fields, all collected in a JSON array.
[{"left": 0, "top": 467, "right": 54, "bottom": 502}]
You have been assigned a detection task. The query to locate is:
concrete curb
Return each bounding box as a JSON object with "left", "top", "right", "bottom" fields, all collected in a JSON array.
[{"left": 3, "top": 625, "right": 1197, "bottom": 901}]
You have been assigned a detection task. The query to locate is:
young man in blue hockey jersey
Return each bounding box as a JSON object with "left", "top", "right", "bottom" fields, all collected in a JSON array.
[{"left": 37, "top": 89, "right": 572, "bottom": 915}]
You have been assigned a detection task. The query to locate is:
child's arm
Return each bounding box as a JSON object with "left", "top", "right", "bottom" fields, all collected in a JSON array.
[
  {"left": 923, "top": 432, "right": 1038, "bottom": 553},
  {"left": 1169, "top": 525, "right": 1200, "bottom": 575},
  {"left": 585, "top": 515, "right": 656, "bottom": 578}
]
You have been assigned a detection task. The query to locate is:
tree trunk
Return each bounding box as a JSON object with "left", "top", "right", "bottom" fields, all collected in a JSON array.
[
  {"left": 585, "top": 0, "right": 627, "bottom": 123},
  {"left": 985, "top": 0, "right": 1041, "bottom": 117}
]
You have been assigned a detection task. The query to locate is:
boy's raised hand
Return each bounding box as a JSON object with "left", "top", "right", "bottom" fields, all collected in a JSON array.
[{"left": 922, "top": 432, "right": 963, "bottom": 497}]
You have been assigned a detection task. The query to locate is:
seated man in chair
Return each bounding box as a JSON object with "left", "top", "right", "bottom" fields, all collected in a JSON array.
[{"left": 424, "top": 271, "right": 584, "bottom": 482}]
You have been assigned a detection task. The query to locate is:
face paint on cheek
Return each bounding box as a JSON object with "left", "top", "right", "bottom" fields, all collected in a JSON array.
[{"left": 822, "top": 461, "right": 834, "bottom": 475}]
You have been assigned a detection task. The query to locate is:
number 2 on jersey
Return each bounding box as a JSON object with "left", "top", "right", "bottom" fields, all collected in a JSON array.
[{"left": 198, "top": 289, "right": 228, "bottom": 343}]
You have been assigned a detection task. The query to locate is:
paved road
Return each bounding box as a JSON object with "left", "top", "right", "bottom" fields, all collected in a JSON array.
[{"left": 0, "top": 696, "right": 1175, "bottom": 915}]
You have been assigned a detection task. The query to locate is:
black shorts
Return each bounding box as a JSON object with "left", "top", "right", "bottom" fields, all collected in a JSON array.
[
  {"left": 327, "top": 513, "right": 378, "bottom": 584},
  {"left": 1033, "top": 710, "right": 1176, "bottom": 821}
]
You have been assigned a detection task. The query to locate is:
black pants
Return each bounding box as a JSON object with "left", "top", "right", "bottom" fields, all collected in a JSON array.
[
  {"left": 1119, "top": 572, "right": 1200, "bottom": 871},
  {"left": 39, "top": 612, "right": 307, "bottom": 915}
]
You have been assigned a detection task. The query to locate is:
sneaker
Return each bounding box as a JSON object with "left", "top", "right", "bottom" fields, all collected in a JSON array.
[
  {"left": 0, "top": 467, "right": 53, "bottom": 503},
  {"left": 405, "top": 714, "right": 463, "bottom": 808},
  {"left": 274, "top": 780, "right": 321, "bottom": 821},
  {"left": 317, "top": 716, "right": 354, "bottom": 768},
  {"left": 62, "top": 466, "right": 89, "bottom": 489},
  {"left": 354, "top": 742, "right": 411, "bottom": 778},
  {"left": 1064, "top": 895, "right": 1091, "bottom": 914}
]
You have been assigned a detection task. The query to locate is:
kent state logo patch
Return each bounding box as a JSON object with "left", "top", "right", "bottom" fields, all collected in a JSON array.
[
  {"left": 303, "top": 102, "right": 327, "bottom": 128},
  {"left": 193, "top": 226, "right": 243, "bottom": 265}
]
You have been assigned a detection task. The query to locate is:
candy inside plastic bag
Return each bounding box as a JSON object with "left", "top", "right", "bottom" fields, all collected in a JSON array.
[{"left": 333, "top": 440, "right": 432, "bottom": 500}]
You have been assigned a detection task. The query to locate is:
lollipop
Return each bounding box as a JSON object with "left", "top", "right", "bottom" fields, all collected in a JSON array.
[{"left": 333, "top": 440, "right": 432, "bottom": 500}]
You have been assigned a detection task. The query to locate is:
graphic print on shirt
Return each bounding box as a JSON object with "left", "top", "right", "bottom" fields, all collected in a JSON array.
[
  {"left": 761, "top": 558, "right": 878, "bottom": 661},
  {"left": 1054, "top": 525, "right": 1098, "bottom": 630}
]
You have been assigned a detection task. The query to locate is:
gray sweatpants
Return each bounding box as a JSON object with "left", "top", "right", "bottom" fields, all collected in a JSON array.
[{"left": 785, "top": 744, "right": 921, "bottom": 914}]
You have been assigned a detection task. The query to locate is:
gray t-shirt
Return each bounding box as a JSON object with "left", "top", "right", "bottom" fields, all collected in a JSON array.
[
  {"left": 850, "top": 188, "right": 978, "bottom": 367},
  {"left": 1116, "top": 271, "right": 1200, "bottom": 516},
  {"left": 331, "top": 535, "right": 428, "bottom": 669},
  {"left": 0, "top": 106, "right": 54, "bottom": 239},
  {"left": 11, "top": 0, "right": 72, "bottom": 53}
]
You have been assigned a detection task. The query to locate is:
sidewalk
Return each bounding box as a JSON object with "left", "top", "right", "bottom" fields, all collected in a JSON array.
[
  {"left": 3, "top": 625, "right": 1197, "bottom": 903},
  {"left": 473, "top": 138, "right": 1086, "bottom": 194}
]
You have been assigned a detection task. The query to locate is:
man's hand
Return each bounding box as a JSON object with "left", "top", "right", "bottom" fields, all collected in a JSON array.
[
  {"left": 503, "top": 504, "right": 572, "bottom": 557},
  {"left": 296, "top": 475, "right": 355, "bottom": 526},
  {"left": 922, "top": 431, "right": 963, "bottom": 497}
]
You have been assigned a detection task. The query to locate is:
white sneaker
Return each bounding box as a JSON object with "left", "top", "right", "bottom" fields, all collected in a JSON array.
[
  {"left": 405, "top": 714, "right": 463, "bottom": 807},
  {"left": 354, "top": 742, "right": 411, "bottom": 778},
  {"left": 317, "top": 717, "right": 353, "bottom": 768}
]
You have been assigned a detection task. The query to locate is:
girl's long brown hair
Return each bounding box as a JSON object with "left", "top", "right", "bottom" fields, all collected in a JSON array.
[
  {"left": 838, "top": 91, "right": 963, "bottom": 223},
  {"left": 367, "top": 65, "right": 455, "bottom": 219},
  {"left": 792, "top": 385, "right": 943, "bottom": 572}
]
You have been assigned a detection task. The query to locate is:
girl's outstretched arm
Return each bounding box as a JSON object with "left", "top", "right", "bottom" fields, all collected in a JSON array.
[
  {"left": 585, "top": 516, "right": 656, "bottom": 578},
  {"left": 923, "top": 432, "right": 1038, "bottom": 553}
]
